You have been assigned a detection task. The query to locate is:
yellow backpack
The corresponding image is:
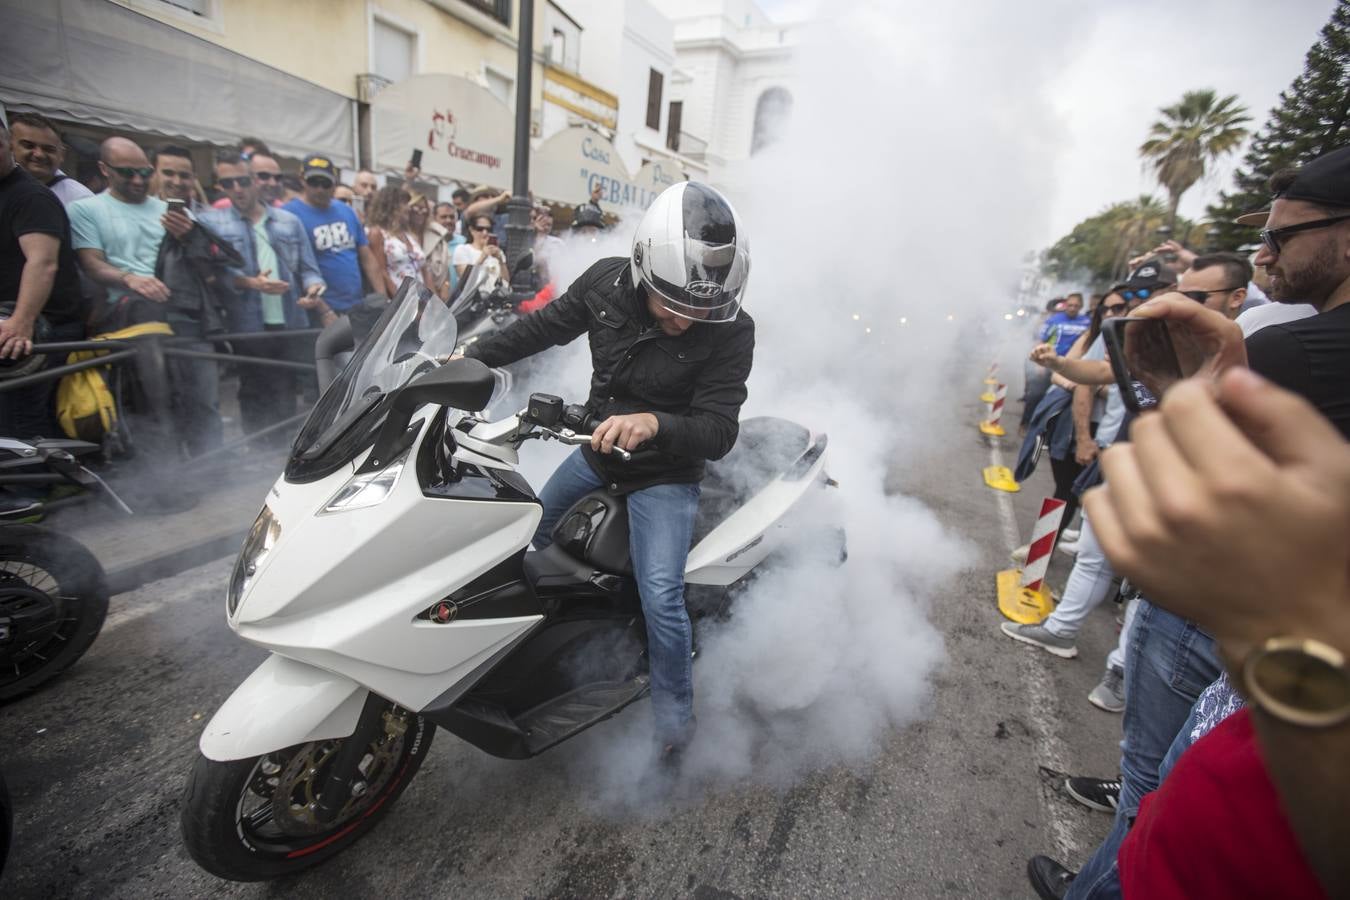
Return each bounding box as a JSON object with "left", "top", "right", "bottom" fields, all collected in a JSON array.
[{"left": 56, "top": 322, "right": 175, "bottom": 441}]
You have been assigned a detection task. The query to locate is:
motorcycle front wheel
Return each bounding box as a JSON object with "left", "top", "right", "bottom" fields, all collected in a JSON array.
[
  {"left": 0, "top": 524, "right": 108, "bottom": 702},
  {"left": 179, "top": 703, "right": 434, "bottom": 881}
]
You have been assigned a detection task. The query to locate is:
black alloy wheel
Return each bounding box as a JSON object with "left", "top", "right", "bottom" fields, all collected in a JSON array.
[
  {"left": 180, "top": 703, "right": 434, "bottom": 881},
  {"left": 0, "top": 524, "right": 108, "bottom": 702}
]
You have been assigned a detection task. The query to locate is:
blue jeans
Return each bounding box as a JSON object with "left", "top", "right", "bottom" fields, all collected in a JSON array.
[
  {"left": 1065, "top": 600, "right": 1222, "bottom": 900},
  {"left": 1022, "top": 362, "right": 1052, "bottom": 428},
  {"left": 533, "top": 449, "right": 701, "bottom": 745}
]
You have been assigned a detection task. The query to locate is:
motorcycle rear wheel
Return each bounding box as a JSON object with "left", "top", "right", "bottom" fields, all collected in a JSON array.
[
  {"left": 0, "top": 524, "right": 108, "bottom": 702},
  {"left": 179, "top": 704, "right": 434, "bottom": 881}
]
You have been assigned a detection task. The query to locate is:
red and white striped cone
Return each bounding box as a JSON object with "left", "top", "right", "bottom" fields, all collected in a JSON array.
[
  {"left": 997, "top": 497, "right": 1067, "bottom": 623},
  {"left": 983, "top": 361, "right": 999, "bottom": 385},
  {"left": 979, "top": 384, "right": 1007, "bottom": 436}
]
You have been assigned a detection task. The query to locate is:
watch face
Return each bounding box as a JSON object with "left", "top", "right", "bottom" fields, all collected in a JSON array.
[{"left": 1248, "top": 641, "right": 1350, "bottom": 728}]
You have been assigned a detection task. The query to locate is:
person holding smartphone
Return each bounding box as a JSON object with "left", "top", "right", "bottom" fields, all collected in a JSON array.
[{"left": 452, "top": 211, "right": 506, "bottom": 284}]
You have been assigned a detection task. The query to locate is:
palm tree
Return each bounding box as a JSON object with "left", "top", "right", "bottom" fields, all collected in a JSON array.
[
  {"left": 1140, "top": 89, "right": 1251, "bottom": 231},
  {"left": 1110, "top": 195, "right": 1171, "bottom": 279}
]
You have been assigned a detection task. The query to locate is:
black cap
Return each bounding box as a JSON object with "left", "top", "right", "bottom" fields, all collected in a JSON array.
[
  {"left": 570, "top": 206, "right": 606, "bottom": 230},
  {"left": 1118, "top": 257, "right": 1177, "bottom": 292},
  {"left": 1273, "top": 145, "right": 1350, "bottom": 208},
  {"left": 301, "top": 154, "right": 337, "bottom": 184}
]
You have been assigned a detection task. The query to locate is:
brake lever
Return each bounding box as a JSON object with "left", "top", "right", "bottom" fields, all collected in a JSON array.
[{"left": 554, "top": 428, "right": 632, "bottom": 462}]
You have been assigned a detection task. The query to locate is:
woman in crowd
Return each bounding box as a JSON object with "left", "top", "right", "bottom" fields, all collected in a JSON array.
[
  {"left": 365, "top": 184, "right": 429, "bottom": 297},
  {"left": 407, "top": 192, "right": 453, "bottom": 301},
  {"left": 452, "top": 211, "right": 506, "bottom": 285}
]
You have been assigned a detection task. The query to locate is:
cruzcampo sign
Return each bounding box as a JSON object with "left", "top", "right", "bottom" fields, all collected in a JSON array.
[{"left": 371, "top": 74, "right": 514, "bottom": 185}]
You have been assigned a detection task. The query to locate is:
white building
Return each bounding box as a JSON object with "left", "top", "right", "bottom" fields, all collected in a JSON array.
[{"left": 649, "top": 0, "right": 799, "bottom": 189}]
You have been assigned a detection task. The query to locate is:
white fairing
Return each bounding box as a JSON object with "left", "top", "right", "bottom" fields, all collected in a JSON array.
[
  {"left": 685, "top": 434, "right": 828, "bottom": 585},
  {"left": 200, "top": 654, "right": 366, "bottom": 761}
]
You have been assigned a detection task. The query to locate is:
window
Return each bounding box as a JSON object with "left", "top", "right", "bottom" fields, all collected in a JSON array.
[
  {"left": 485, "top": 67, "right": 514, "bottom": 106},
  {"left": 462, "top": 0, "right": 510, "bottom": 25},
  {"left": 645, "top": 69, "right": 664, "bottom": 132},
  {"left": 551, "top": 28, "right": 567, "bottom": 66},
  {"left": 666, "top": 101, "right": 683, "bottom": 152},
  {"left": 751, "top": 87, "right": 793, "bottom": 155},
  {"left": 372, "top": 18, "right": 416, "bottom": 84},
  {"left": 158, "top": 0, "right": 210, "bottom": 14}
]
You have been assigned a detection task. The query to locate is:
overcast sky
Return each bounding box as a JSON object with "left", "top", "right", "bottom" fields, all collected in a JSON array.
[{"left": 757, "top": 0, "right": 1338, "bottom": 248}]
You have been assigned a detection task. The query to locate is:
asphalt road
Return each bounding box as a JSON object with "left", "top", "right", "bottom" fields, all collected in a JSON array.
[{"left": 0, "top": 368, "right": 1128, "bottom": 899}]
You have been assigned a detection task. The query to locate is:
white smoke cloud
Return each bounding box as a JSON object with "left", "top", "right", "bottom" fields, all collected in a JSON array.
[{"left": 505, "top": 0, "right": 1092, "bottom": 801}]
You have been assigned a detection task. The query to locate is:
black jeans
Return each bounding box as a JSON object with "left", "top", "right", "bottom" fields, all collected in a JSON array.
[
  {"left": 1049, "top": 454, "right": 1084, "bottom": 526},
  {"left": 235, "top": 324, "right": 307, "bottom": 448},
  {"left": 0, "top": 319, "right": 87, "bottom": 440}
]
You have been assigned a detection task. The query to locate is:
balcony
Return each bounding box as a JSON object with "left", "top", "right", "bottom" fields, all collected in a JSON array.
[{"left": 668, "top": 130, "right": 708, "bottom": 160}]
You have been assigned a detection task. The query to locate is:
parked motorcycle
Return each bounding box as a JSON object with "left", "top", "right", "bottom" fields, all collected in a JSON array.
[
  {"left": 0, "top": 437, "right": 123, "bottom": 702},
  {"left": 180, "top": 281, "right": 840, "bottom": 880}
]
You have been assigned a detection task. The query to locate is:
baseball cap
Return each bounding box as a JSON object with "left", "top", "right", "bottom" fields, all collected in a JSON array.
[
  {"left": 302, "top": 154, "right": 337, "bottom": 184},
  {"left": 1235, "top": 209, "right": 1269, "bottom": 227},
  {"left": 1113, "top": 257, "right": 1177, "bottom": 294},
  {"left": 1272, "top": 145, "right": 1350, "bottom": 208}
]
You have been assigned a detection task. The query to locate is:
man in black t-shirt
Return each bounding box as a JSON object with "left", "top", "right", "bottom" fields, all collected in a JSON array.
[
  {"left": 0, "top": 119, "right": 87, "bottom": 438},
  {"left": 1244, "top": 145, "right": 1350, "bottom": 438}
]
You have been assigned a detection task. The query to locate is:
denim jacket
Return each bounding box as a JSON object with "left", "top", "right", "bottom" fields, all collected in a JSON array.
[{"left": 198, "top": 204, "right": 325, "bottom": 332}]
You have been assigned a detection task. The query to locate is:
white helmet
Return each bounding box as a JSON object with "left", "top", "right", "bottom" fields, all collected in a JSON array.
[{"left": 630, "top": 181, "right": 749, "bottom": 324}]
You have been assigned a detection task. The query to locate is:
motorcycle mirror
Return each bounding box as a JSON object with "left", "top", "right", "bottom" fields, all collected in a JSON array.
[
  {"left": 511, "top": 250, "right": 534, "bottom": 275},
  {"left": 360, "top": 359, "right": 497, "bottom": 474}
]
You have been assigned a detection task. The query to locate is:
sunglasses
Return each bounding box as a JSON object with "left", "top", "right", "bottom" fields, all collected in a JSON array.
[
  {"left": 1178, "top": 287, "right": 1243, "bottom": 303},
  {"left": 1102, "top": 303, "right": 1127, "bottom": 316},
  {"left": 305, "top": 176, "right": 334, "bottom": 188},
  {"left": 1259, "top": 213, "right": 1350, "bottom": 255},
  {"left": 337, "top": 197, "right": 353, "bottom": 205},
  {"left": 251, "top": 171, "right": 278, "bottom": 181},
  {"left": 470, "top": 224, "right": 492, "bottom": 232},
  {"left": 218, "top": 176, "right": 253, "bottom": 189},
  {"left": 109, "top": 165, "right": 154, "bottom": 179},
  {"left": 1120, "top": 288, "right": 1156, "bottom": 301}
]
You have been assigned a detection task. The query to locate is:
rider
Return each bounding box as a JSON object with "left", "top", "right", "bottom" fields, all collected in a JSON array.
[{"left": 462, "top": 181, "right": 754, "bottom": 763}]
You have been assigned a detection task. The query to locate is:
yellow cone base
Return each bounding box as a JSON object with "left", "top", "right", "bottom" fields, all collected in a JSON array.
[
  {"left": 997, "top": 568, "right": 1056, "bottom": 624},
  {"left": 980, "top": 392, "right": 996, "bottom": 404},
  {"left": 979, "top": 421, "right": 1007, "bottom": 437},
  {"left": 984, "top": 377, "right": 998, "bottom": 385},
  {"left": 982, "top": 465, "right": 1020, "bottom": 492}
]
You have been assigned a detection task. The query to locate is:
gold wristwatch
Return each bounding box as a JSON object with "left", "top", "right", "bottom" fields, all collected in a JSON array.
[{"left": 1243, "top": 637, "right": 1350, "bottom": 728}]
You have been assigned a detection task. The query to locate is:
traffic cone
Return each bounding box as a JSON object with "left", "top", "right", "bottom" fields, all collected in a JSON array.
[
  {"left": 997, "top": 498, "right": 1066, "bottom": 624},
  {"left": 979, "top": 384, "right": 1008, "bottom": 437}
]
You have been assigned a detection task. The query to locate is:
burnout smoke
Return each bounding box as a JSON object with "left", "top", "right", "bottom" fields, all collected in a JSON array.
[{"left": 525, "top": 0, "right": 1091, "bottom": 801}]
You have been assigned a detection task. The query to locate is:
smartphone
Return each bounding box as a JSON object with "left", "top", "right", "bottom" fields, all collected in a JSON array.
[
  {"left": 410, "top": 148, "right": 423, "bottom": 169},
  {"left": 487, "top": 234, "right": 499, "bottom": 247},
  {"left": 166, "top": 198, "right": 187, "bottom": 214},
  {"left": 1101, "top": 317, "right": 1203, "bottom": 413}
]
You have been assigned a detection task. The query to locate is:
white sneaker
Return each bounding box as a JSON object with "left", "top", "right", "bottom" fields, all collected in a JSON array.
[
  {"left": 1061, "top": 529, "right": 1080, "bottom": 542},
  {"left": 1057, "top": 540, "right": 1080, "bottom": 556}
]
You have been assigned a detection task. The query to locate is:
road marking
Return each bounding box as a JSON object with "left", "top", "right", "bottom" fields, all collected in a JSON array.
[{"left": 985, "top": 436, "right": 1080, "bottom": 860}]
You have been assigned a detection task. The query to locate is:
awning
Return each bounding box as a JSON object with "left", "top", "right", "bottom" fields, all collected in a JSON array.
[
  {"left": 0, "top": 0, "right": 356, "bottom": 167},
  {"left": 532, "top": 126, "right": 658, "bottom": 210},
  {"left": 633, "top": 158, "right": 687, "bottom": 198},
  {"left": 371, "top": 74, "right": 514, "bottom": 186}
]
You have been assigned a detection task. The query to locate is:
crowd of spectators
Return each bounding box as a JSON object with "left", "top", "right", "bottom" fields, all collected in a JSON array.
[
  {"left": 0, "top": 116, "right": 597, "bottom": 472},
  {"left": 1005, "top": 145, "right": 1350, "bottom": 900}
]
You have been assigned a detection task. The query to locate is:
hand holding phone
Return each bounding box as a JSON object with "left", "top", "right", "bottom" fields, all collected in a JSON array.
[
  {"left": 1102, "top": 317, "right": 1211, "bottom": 412},
  {"left": 487, "top": 234, "right": 499, "bottom": 248},
  {"left": 166, "top": 198, "right": 187, "bottom": 214}
]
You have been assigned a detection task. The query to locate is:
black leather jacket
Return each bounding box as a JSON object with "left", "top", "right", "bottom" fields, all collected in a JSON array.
[{"left": 464, "top": 257, "right": 755, "bottom": 493}]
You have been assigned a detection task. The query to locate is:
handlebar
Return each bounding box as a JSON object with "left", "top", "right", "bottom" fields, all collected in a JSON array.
[{"left": 553, "top": 428, "right": 632, "bottom": 462}]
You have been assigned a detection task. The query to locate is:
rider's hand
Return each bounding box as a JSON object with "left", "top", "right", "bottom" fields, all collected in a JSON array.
[
  {"left": 592, "top": 413, "right": 658, "bottom": 454},
  {"left": 0, "top": 314, "right": 35, "bottom": 360}
]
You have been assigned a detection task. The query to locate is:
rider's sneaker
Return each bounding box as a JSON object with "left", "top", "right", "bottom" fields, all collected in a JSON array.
[
  {"left": 1064, "top": 776, "right": 1121, "bottom": 813},
  {"left": 1060, "top": 528, "right": 1080, "bottom": 542},
  {"left": 1056, "top": 540, "right": 1080, "bottom": 556},
  {"left": 1000, "top": 621, "right": 1078, "bottom": 658}
]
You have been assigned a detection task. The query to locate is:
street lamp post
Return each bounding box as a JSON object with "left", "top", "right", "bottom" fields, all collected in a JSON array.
[{"left": 506, "top": 0, "right": 536, "bottom": 303}]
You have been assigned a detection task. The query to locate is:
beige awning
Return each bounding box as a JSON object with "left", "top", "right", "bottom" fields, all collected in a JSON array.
[
  {"left": 371, "top": 74, "right": 514, "bottom": 186},
  {"left": 0, "top": 0, "right": 357, "bottom": 166},
  {"left": 532, "top": 126, "right": 660, "bottom": 210}
]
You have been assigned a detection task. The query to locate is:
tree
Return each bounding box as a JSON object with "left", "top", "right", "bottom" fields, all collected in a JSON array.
[
  {"left": 1207, "top": 0, "right": 1350, "bottom": 250},
  {"left": 1042, "top": 196, "right": 1178, "bottom": 286},
  {"left": 1140, "top": 89, "right": 1251, "bottom": 232}
]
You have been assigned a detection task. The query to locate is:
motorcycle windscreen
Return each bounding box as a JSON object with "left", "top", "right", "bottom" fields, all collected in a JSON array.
[{"left": 286, "top": 279, "right": 458, "bottom": 482}]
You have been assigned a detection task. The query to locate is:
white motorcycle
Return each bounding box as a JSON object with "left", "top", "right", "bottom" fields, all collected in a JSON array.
[{"left": 180, "top": 281, "right": 841, "bottom": 881}]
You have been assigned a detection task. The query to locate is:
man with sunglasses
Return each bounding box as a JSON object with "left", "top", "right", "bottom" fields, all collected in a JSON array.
[
  {"left": 283, "top": 154, "right": 387, "bottom": 313},
  {"left": 1174, "top": 252, "right": 1249, "bottom": 319},
  {"left": 68, "top": 136, "right": 191, "bottom": 315},
  {"left": 1241, "top": 145, "right": 1350, "bottom": 435}
]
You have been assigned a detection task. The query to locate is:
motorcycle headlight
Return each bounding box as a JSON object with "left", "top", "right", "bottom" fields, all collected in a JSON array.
[
  {"left": 228, "top": 505, "right": 281, "bottom": 616},
  {"left": 321, "top": 452, "right": 408, "bottom": 514}
]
